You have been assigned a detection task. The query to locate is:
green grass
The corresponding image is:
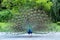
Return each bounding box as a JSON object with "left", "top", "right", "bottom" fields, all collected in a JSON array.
[
  {"left": 0, "top": 22, "right": 60, "bottom": 32},
  {"left": 0, "top": 22, "right": 15, "bottom": 32},
  {"left": 48, "top": 22, "right": 60, "bottom": 32}
]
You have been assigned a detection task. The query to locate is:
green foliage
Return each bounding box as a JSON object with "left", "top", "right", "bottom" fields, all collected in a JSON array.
[
  {"left": 57, "top": 22, "right": 60, "bottom": 25},
  {"left": 0, "top": 10, "right": 13, "bottom": 22},
  {"left": 50, "top": 0, "right": 60, "bottom": 22},
  {"left": 48, "top": 23, "right": 60, "bottom": 32},
  {"left": 36, "top": 0, "right": 53, "bottom": 11},
  {"left": 1, "top": 0, "right": 53, "bottom": 12}
]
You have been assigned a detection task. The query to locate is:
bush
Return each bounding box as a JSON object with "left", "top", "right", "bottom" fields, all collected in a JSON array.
[
  {"left": 57, "top": 22, "right": 60, "bottom": 25},
  {"left": 0, "top": 10, "right": 13, "bottom": 22},
  {"left": 36, "top": 0, "right": 53, "bottom": 11},
  {"left": 1, "top": 0, "right": 53, "bottom": 12}
]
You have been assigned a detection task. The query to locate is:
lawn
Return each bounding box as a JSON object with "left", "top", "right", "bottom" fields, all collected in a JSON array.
[
  {"left": 0, "top": 22, "right": 15, "bottom": 32},
  {"left": 48, "top": 22, "right": 60, "bottom": 32}
]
